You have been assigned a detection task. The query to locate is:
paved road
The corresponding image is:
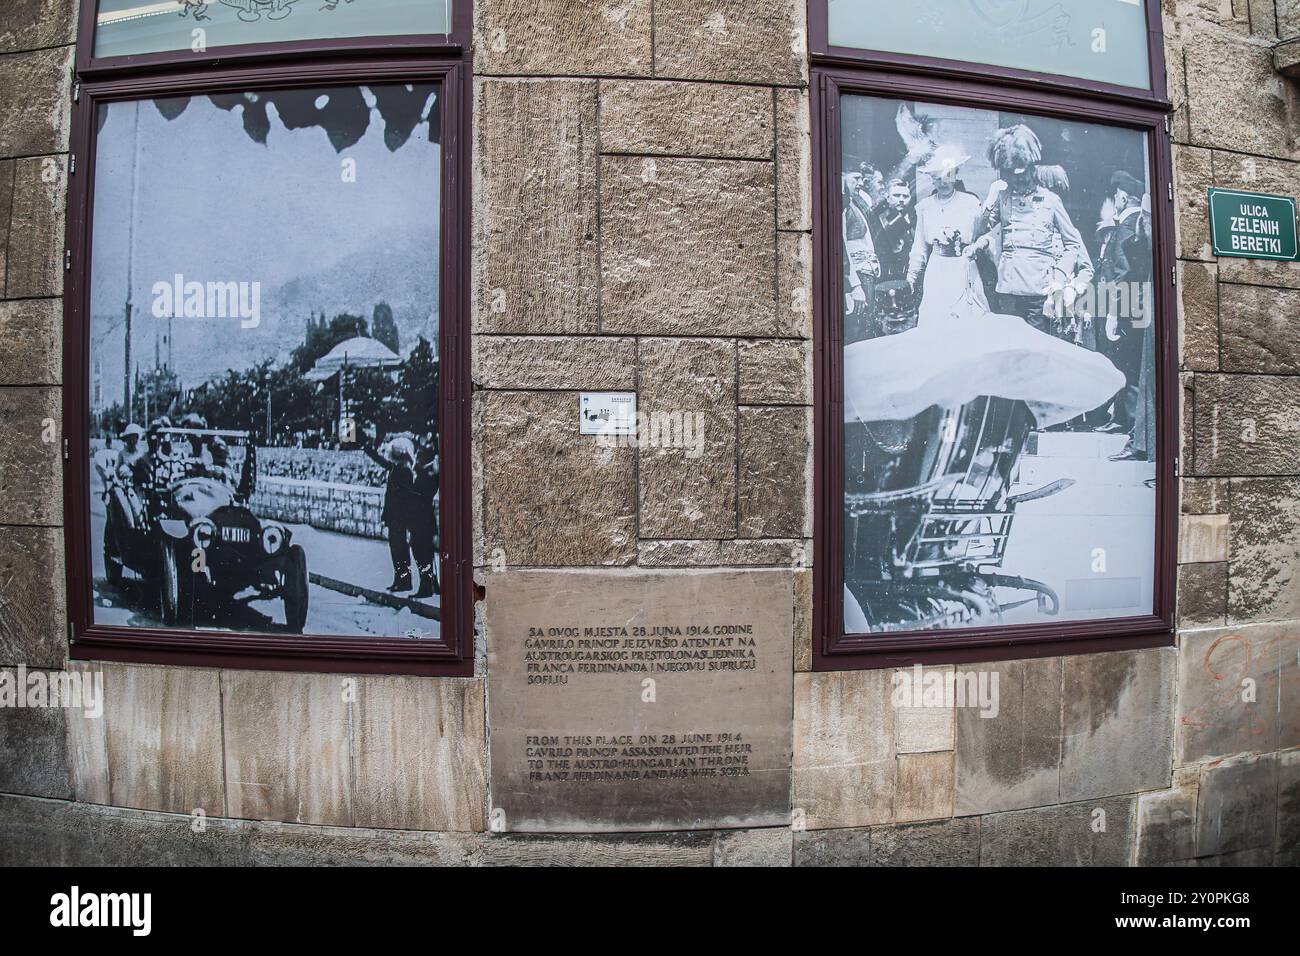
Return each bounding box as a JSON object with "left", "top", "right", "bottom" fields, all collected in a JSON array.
[{"left": 89, "top": 491, "right": 440, "bottom": 640}]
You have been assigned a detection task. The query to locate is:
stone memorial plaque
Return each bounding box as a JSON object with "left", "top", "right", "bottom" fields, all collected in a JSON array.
[{"left": 487, "top": 569, "right": 794, "bottom": 833}]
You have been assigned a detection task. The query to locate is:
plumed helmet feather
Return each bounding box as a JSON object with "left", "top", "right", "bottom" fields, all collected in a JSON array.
[{"left": 987, "top": 124, "right": 1043, "bottom": 172}]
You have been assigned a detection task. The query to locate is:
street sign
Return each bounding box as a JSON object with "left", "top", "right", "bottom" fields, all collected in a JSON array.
[{"left": 1208, "top": 188, "right": 1298, "bottom": 261}]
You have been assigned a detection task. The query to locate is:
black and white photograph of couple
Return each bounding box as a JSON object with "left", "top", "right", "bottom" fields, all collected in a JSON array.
[{"left": 840, "top": 94, "right": 1158, "bottom": 634}]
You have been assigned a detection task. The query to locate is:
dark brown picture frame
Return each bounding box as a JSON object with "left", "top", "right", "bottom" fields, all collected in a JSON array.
[
  {"left": 63, "top": 8, "right": 474, "bottom": 677},
  {"left": 811, "top": 64, "right": 1179, "bottom": 670}
]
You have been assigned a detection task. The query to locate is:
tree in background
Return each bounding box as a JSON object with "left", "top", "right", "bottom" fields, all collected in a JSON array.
[
  {"left": 131, "top": 365, "right": 182, "bottom": 425},
  {"left": 92, "top": 313, "right": 438, "bottom": 452},
  {"left": 290, "top": 312, "right": 369, "bottom": 374},
  {"left": 395, "top": 335, "right": 439, "bottom": 446},
  {"left": 371, "top": 302, "right": 400, "bottom": 355}
]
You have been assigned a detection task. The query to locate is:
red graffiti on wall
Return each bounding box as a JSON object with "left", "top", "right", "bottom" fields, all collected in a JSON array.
[{"left": 1179, "top": 631, "right": 1297, "bottom": 745}]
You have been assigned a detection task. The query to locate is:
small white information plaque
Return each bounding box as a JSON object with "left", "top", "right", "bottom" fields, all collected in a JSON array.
[{"left": 579, "top": 392, "right": 637, "bottom": 436}]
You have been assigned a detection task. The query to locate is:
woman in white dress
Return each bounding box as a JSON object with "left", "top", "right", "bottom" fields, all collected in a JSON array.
[{"left": 905, "top": 145, "right": 986, "bottom": 324}]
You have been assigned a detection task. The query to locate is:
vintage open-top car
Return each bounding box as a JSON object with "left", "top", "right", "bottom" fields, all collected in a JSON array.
[{"left": 102, "top": 427, "right": 309, "bottom": 632}]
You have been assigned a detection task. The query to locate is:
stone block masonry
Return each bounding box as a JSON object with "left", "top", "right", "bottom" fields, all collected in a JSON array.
[
  {"left": 0, "top": 0, "right": 1295, "bottom": 866},
  {"left": 250, "top": 477, "right": 386, "bottom": 541}
]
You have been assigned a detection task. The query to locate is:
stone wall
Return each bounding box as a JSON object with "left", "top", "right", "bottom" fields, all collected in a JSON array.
[
  {"left": 256, "top": 447, "right": 386, "bottom": 488},
  {"left": 249, "top": 447, "right": 389, "bottom": 538},
  {"left": 0, "top": 0, "right": 77, "bottom": 836},
  {"left": 470, "top": 1, "right": 814, "bottom": 572},
  {"left": 250, "top": 477, "right": 386, "bottom": 540},
  {"left": 0, "top": 0, "right": 1297, "bottom": 867}
]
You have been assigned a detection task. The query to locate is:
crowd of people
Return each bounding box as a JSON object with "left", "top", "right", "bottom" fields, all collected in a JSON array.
[
  {"left": 93, "top": 414, "right": 248, "bottom": 526},
  {"left": 843, "top": 122, "right": 1156, "bottom": 462}
]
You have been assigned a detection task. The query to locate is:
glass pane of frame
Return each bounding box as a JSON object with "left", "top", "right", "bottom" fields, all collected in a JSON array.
[
  {"left": 827, "top": 0, "right": 1152, "bottom": 91},
  {"left": 840, "top": 92, "right": 1158, "bottom": 635},
  {"left": 94, "top": 0, "right": 452, "bottom": 59},
  {"left": 88, "top": 82, "right": 443, "bottom": 641}
]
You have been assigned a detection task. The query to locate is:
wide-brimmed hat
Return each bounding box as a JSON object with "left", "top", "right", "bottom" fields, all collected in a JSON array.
[
  {"left": 385, "top": 436, "right": 416, "bottom": 463},
  {"left": 120, "top": 423, "right": 145, "bottom": 439},
  {"left": 920, "top": 144, "right": 971, "bottom": 177}
]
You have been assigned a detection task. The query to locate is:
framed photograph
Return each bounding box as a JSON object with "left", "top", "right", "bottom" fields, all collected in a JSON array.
[
  {"left": 64, "top": 60, "right": 472, "bottom": 675},
  {"left": 813, "top": 71, "right": 1177, "bottom": 666}
]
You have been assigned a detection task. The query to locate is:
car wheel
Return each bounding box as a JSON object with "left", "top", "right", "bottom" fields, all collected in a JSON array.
[
  {"left": 283, "top": 544, "right": 309, "bottom": 634},
  {"left": 158, "top": 540, "right": 190, "bottom": 626}
]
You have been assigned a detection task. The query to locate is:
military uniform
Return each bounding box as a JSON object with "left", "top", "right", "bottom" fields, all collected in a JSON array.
[
  {"left": 112, "top": 442, "right": 151, "bottom": 530},
  {"left": 842, "top": 195, "right": 879, "bottom": 344},
  {"left": 870, "top": 202, "right": 916, "bottom": 282},
  {"left": 1094, "top": 205, "right": 1153, "bottom": 431},
  {"left": 120, "top": 444, "right": 152, "bottom": 490},
  {"left": 978, "top": 185, "right": 1094, "bottom": 339}
]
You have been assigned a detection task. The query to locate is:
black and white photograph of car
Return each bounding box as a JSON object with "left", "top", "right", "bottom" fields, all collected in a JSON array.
[{"left": 87, "top": 81, "right": 443, "bottom": 639}]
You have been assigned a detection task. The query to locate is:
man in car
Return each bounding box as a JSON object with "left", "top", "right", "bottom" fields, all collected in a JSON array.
[
  {"left": 199, "top": 436, "right": 239, "bottom": 488},
  {"left": 92, "top": 432, "right": 121, "bottom": 488},
  {"left": 112, "top": 423, "right": 150, "bottom": 527},
  {"left": 117, "top": 423, "right": 150, "bottom": 489}
]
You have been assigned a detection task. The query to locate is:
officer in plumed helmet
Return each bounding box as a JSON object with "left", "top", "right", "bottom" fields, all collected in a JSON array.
[{"left": 969, "top": 124, "right": 1094, "bottom": 340}]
